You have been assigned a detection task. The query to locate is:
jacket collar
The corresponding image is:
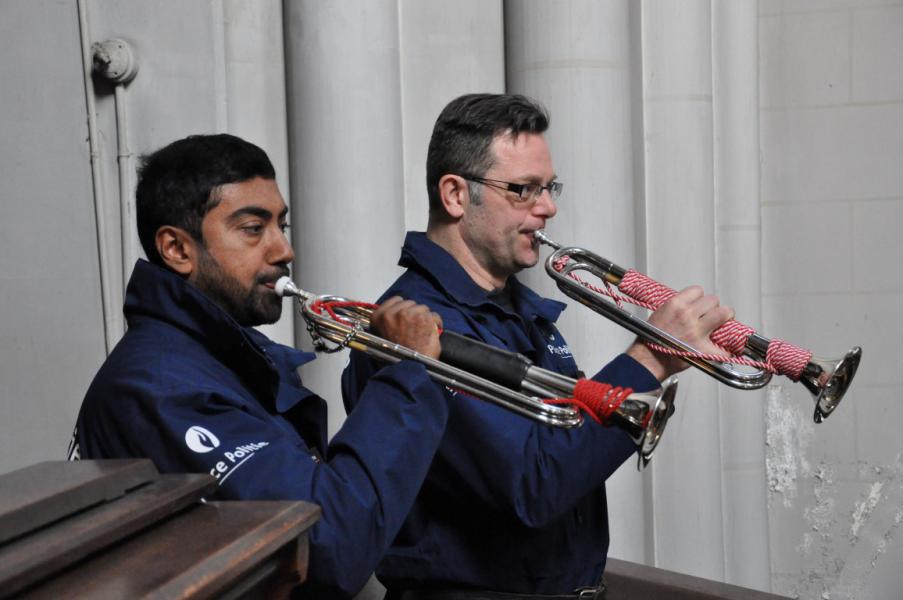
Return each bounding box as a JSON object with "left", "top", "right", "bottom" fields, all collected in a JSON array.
[
  {"left": 398, "top": 231, "right": 566, "bottom": 324},
  {"left": 124, "top": 260, "right": 315, "bottom": 412}
]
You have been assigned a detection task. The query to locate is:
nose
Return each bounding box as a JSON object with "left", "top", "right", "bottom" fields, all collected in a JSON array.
[
  {"left": 269, "top": 227, "right": 295, "bottom": 265},
  {"left": 532, "top": 187, "right": 558, "bottom": 219}
]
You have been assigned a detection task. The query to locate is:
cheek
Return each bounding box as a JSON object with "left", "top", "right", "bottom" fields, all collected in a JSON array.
[
  {"left": 481, "top": 211, "right": 513, "bottom": 237},
  {"left": 213, "top": 249, "right": 259, "bottom": 283}
]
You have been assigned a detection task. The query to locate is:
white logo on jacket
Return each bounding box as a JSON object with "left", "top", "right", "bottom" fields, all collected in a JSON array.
[
  {"left": 209, "top": 441, "right": 271, "bottom": 484},
  {"left": 547, "top": 343, "right": 573, "bottom": 359},
  {"left": 185, "top": 426, "right": 221, "bottom": 453}
]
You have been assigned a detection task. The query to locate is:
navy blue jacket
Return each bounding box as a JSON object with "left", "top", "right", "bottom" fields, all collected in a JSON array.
[
  {"left": 342, "top": 232, "right": 660, "bottom": 594},
  {"left": 75, "top": 259, "right": 449, "bottom": 598}
]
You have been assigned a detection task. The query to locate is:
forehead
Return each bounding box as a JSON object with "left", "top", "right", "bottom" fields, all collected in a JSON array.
[
  {"left": 210, "top": 177, "right": 287, "bottom": 217},
  {"left": 487, "top": 132, "right": 554, "bottom": 177}
]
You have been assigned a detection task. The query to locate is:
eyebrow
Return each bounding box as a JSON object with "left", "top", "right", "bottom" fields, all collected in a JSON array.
[
  {"left": 520, "top": 174, "right": 558, "bottom": 184},
  {"left": 226, "top": 205, "right": 289, "bottom": 223}
]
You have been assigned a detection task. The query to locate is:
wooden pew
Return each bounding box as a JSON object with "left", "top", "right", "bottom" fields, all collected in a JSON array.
[
  {"left": 605, "top": 558, "right": 791, "bottom": 600},
  {"left": 0, "top": 459, "right": 320, "bottom": 599}
]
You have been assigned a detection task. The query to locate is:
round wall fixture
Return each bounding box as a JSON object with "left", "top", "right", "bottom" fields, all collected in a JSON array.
[{"left": 91, "top": 38, "right": 138, "bottom": 84}]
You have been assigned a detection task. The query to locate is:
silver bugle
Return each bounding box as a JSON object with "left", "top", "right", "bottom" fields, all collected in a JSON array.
[
  {"left": 534, "top": 230, "right": 861, "bottom": 423},
  {"left": 276, "top": 276, "right": 678, "bottom": 467}
]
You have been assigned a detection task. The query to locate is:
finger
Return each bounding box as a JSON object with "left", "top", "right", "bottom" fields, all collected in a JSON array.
[
  {"left": 395, "top": 305, "right": 432, "bottom": 330},
  {"left": 698, "top": 305, "right": 735, "bottom": 333},
  {"left": 652, "top": 285, "right": 703, "bottom": 329},
  {"left": 395, "top": 302, "right": 442, "bottom": 329},
  {"left": 379, "top": 296, "right": 404, "bottom": 308},
  {"left": 371, "top": 297, "right": 410, "bottom": 334},
  {"left": 656, "top": 286, "right": 705, "bottom": 319},
  {"left": 379, "top": 298, "right": 417, "bottom": 320},
  {"left": 373, "top": 296, "right": 403, "bottom": 318},
  {"left": 691, "top": 294, "right": 721, "bottom": 319},
  {"left": 402, "top": 303, "right": 433, "bottom": 319},
  {"left": 674, "top": 285, "right": 705, "bottom": 304}
]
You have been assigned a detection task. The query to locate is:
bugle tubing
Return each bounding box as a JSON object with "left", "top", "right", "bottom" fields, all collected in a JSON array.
[
  {"left": 534, "top": 230, "right": 861, "bottom": 423},
  {"left": 275, "top": 277, "right": 676, "bottom": 467}
]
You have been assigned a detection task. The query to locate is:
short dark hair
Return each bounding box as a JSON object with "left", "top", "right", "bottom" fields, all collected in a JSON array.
[
  {"left": 135, "top": 133, "right": 275, "bottom": 265},
  {"left": 425, "top": 93, "right": 549, "bottom": 212}
]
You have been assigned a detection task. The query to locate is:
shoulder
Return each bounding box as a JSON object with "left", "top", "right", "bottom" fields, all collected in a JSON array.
[
  {"left": 85, "top": 322, "right": 247, "bottom": 414},
  {"left": 382, "top": 268, "right": 440, "bottom": 303},
  {"left": 384, "top": 269, "right": 478, "bottom": 335}
]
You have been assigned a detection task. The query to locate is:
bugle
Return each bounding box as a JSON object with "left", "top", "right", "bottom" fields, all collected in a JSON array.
[
  {"left": 534, "top": 231, "right": 861, "bottom": 423},
  {"left": 275, "top": 276, "right": 677, "bottom": 467}
]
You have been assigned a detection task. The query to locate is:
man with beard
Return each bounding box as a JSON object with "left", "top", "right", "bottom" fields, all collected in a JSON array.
[
  {"left": 343, "top": 94, "right": 734, "bottom": 599},
  {"left": 72, "top": 134, "right": 449, "bottom": 599}
]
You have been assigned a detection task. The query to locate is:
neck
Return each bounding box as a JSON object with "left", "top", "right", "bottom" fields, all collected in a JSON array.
[{"left": 426, "top": 223, "right": 507, "bottom": 291}]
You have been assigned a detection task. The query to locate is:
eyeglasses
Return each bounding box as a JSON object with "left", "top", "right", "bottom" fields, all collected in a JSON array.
[{"left": 459, "top": 174, "right": 563, "bottom": 204}]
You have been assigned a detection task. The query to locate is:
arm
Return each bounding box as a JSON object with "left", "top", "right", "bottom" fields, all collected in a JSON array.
[
  {"left": 625, "top": 285, "right": 735, "bottom": 381},
  {"left": 302, "top": 362, "right": 448, "bottom": 597},
  {"left": 82, "top": 363, "right": 446, "bottom": 599},
  {"left": 343, "top": 298, "right": 655, "bottom": 529}
]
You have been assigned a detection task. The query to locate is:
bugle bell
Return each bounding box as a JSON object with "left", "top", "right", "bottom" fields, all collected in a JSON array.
[{"left": 534, "top": 231, "right": 861, "bottom": 423}]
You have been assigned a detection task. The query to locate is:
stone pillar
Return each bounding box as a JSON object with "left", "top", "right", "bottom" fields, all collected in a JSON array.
[
  {"left": 283, "top": 0, "right": 406, "bottom": 436},
  {"left": 398, "top": 0, "right": 505, "bottom": 232},
  {"left": 505, "top": 0, "right": 649, "bottom": 563},
  {"left": 223, "top": 0, "right": 294, "bottom": 345},
  {"left": 712, "top": 1, "right": 771, "bottom": 591},
  {"left": 639, "top": 0, "right": 724, "bottom": 581}
]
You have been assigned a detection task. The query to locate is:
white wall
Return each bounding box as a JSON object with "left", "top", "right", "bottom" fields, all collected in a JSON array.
[
  {"left": 1, "top": 1, "right": 901, "bottom": 598},
  {"left": 759, "top": 1, "right": 903, "bottom": 598},
  {"left": 0, "top": 0, "right": 296, "bottom": 478},
  {"left": 0, "top": 0, "right": 106, "bottom": 475}
]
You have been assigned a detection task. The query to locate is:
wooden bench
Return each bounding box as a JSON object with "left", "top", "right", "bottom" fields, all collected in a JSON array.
[{"left": 0, "top": 459, "right": 320, "bottom": 599}]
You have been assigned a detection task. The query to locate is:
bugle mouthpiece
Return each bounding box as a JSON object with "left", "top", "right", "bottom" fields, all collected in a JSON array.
[
  {"left": 534, "top": 230, "right": 561, "bottom": 250},
  {"left": 275, "top": 276, "right": 307, "bottom": 299}
]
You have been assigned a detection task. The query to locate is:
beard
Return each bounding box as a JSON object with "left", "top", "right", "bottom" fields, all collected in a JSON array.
[{"left": 193, "top": 249, "right": 288, "bottom": 327}]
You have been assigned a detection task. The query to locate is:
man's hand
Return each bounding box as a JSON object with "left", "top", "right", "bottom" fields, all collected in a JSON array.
[
  {"left": 370, "top": 296, "right": 443, "bottom": 360},
  {"left": 625, "top": 285, "right": 735, "bottom": 381}
]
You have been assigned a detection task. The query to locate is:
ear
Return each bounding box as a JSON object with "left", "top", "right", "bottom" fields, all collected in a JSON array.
[
  {"left": 437, "top": 174, "right": 469, "bottom": 219},
  {"left": 155, "top": 226, "right": 199, "bottom": 277}
]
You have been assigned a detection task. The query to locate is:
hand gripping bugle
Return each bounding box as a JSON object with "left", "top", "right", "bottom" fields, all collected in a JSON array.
[
  {"left": 275, "top": 277, "right": 677, "bottom": 467},
  {"left": 534, "top": 231, "right": 861, "bottom": 423}
]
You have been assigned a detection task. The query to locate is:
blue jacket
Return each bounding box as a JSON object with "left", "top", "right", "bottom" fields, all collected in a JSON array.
[
  {"left": 75, "top": 259, "right": 449, "bottom": 599},
  {"left": 342, "top": 232, "right": 660, "bottom": 594}
]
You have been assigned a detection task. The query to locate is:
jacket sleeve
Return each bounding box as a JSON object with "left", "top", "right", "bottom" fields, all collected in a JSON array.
[
  {"left": 343, "top": 317, "right": 660, "bottom": 530},
  {"left": 83, "top": 360, "right": 447, "bottom": 599}
]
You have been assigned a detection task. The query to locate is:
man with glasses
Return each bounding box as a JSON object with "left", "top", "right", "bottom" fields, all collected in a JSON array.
[{"left": 343, "top": 94, "right": 733, "bottom": 599}]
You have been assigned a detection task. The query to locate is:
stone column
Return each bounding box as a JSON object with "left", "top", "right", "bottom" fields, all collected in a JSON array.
[
  {"left": 223, "top": 0, "right": 294, "bottom": 346},
  {"left": 639, "top": 0, "right": 724, "bottom": 581},
  {"left": 712, "top": 1, "right": 771, "bottom": 591},
  {"left": 398, "top": 0, "right": 505, "bottom": 232},
  {"left": 505, "top": 0, "right": 650, "bottom": 563},
  {"left": 283, "top": 0, "right": 406, "bottom": 436}
]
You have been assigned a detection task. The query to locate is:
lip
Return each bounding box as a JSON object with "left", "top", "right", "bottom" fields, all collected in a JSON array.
[
  {"left": 261, "top": 279, "right": 286, "bottom": 290},
  {"left": 260, "top": 271, "right": 290, "bottom": 289}
]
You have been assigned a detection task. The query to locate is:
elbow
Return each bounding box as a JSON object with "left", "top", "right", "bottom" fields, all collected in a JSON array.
[
  {"left": 511, "top": 470, "right": 571, "bottom": 528},
  {"left": 303, "top": 510, "right": 386, "bottom": 599},
  {"left": 303, "top": 546, "right": 373, "bottom": 599},
  {"left": 512, "top": 495, "right": 564, "bottom": 529}
]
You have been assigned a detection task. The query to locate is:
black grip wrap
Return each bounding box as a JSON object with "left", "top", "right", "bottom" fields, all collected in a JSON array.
[{"left": 439, "top": 330, "right": 533, "bottom": 390}]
